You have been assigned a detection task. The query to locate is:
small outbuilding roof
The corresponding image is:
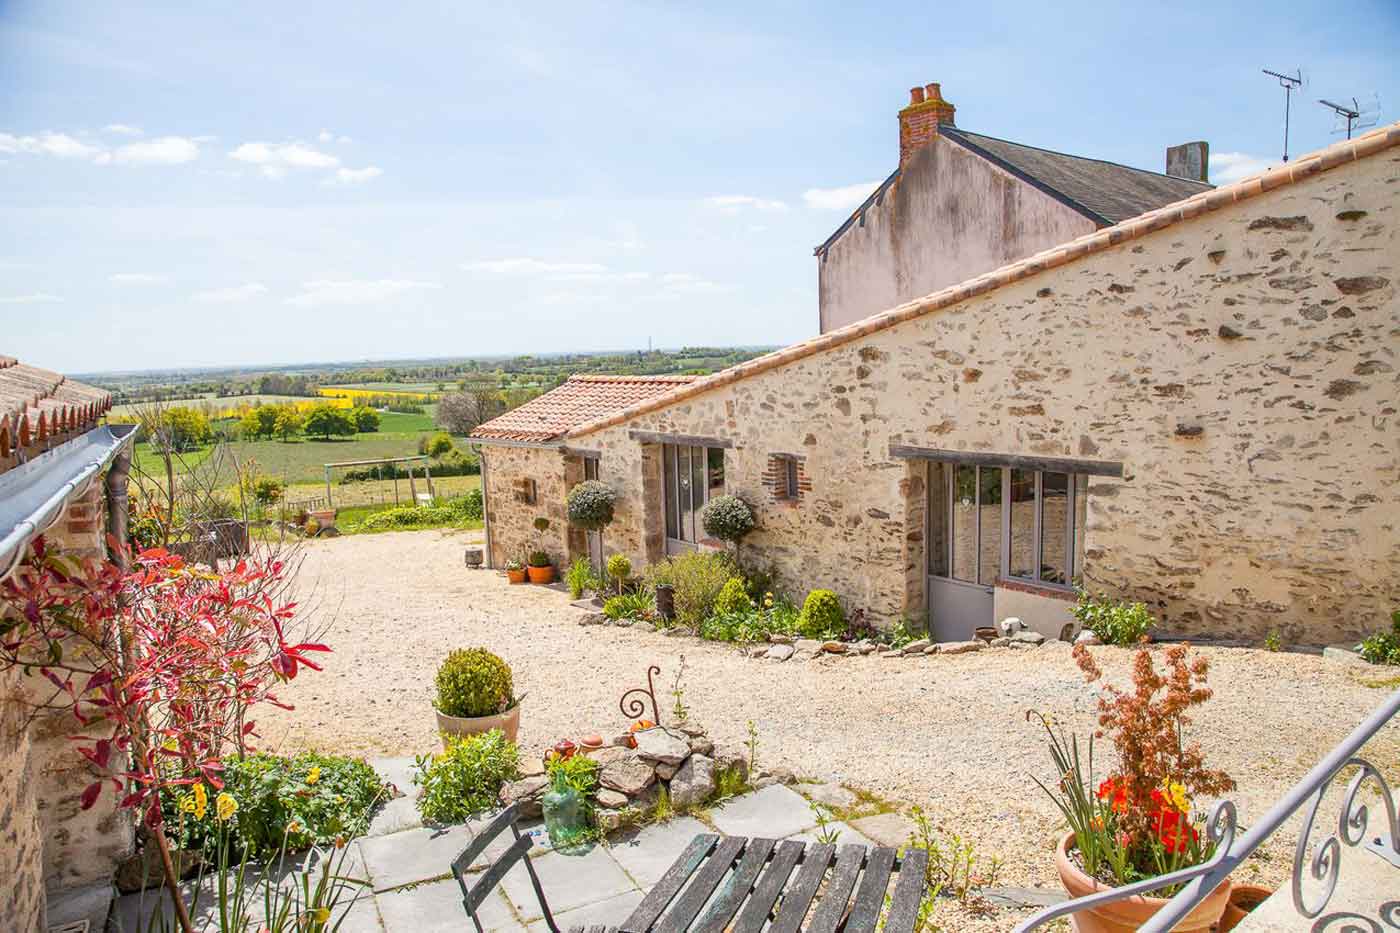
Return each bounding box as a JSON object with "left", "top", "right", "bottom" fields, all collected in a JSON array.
[
  {"left": 469, "top": 374, "right": 699, "bottom": 443},
  {"left": 0, "top": 354, "right": 113, "bottom": 470}
]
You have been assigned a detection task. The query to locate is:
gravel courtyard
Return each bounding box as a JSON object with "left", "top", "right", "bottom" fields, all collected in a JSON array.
[{"left": 261, "top": 529, "right": 1400, "bottom": 914}]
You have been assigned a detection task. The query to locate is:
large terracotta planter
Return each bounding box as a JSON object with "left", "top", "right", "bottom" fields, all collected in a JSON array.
[
  {"left": 435, "top": 702, "right": 521, "bottom": 745},
  {"left": 527, "top": 565, "right": 555, "bottom": 584},
  {"left": 1054, "top": 832, "right": 1231, "bottom": 933},
  {"left": 1219, "top": 883, "right": 1274, "bottom": 932},
  {"left": 506, "top": 567, "right": 527, "bottom": 584}
]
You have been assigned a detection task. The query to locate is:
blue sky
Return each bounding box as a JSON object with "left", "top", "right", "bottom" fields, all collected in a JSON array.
[{"left": 2, "top": 0, "right": 1397, "bottom": 374}]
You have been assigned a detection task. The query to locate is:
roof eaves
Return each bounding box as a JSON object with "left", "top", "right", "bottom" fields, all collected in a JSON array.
[
  {"left": 813, "top": 168, "right": 902, "bottom": 257},
  {"left": 565, "top": 121, "right": 1400, "bottom": 441},
  {"left": 939, "top": 127, "right": 1115, "bottom": 227}
]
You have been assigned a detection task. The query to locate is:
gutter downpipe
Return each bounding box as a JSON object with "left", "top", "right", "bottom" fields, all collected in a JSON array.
[{"left": 470, "top": 443, "right": 493, "bottom": 569}]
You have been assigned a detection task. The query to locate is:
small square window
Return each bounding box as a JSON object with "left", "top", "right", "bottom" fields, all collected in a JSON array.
[{"left": 768, "top": 454, "right": 803, "bottom": 502}]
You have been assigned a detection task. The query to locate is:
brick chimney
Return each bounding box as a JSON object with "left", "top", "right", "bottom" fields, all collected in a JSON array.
[
  {"left": 898, "top": 82, "right": 956, "bottom": 168},
  {"left": 1166, "top": 140, "right": 1209, "bottom": 183}
]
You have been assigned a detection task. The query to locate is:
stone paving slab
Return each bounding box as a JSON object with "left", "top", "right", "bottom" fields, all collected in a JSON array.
[
  {"left": 606, "top": 816, "right": 711, "bottom": 887},
  {"left": 368, "top": 795, "right": 425, "bottom": 837},
  {"left": 370, "top": 756, "right": 423, "bottom": 798},
  {"left": 358, "top": 822, "right": 484, "bottom": 891},
  {"left": 706, "top": 784, "right": 818, "bottom": 838},
  {"left": 849, "top": 811, "right": 916, "bottom": 847},
  {"left": 528, "top": 888, "right": 646, "bottom": 932},
  {"left": 499, "top": 843, "right": 640, "bottom": 921},
  {"left": 376, "top": 878, "right": 523, "bottom": 933},
  {"left": 788, "top": 821, "right": 878, "bottom": 847}
]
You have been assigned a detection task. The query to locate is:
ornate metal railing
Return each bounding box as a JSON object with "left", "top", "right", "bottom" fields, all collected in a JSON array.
[{"left": 1016, "top": 687, "right": 1400, "bottom": 932}]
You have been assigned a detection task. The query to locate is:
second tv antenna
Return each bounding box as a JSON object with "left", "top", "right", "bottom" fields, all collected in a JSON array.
[
  {"left": 1319, "top": 94, "right": 1381, "bottom": 139},
  {"left": 1263, "top": 67, "right": 1303, "bottom": 162}
]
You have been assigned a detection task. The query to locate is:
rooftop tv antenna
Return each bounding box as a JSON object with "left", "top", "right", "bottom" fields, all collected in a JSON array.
[
  {"left": 1319, "top": 94, "right": 1381, "bottom": 139},
  {"left": 1263, "top": 68, "right": 1303, "bottom": 161}
]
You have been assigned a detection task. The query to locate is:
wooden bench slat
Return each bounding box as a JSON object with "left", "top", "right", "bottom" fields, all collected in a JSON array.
[
  {"left": 620, "top": 833, "right": 718, "bottom": 933},
  {"left": 731, "top": 839, "right": 805, "bottom": 933},
  {"left": 462, "top": 834, "right": 532, "bottom": 914},
  {"left": 802, "top": 843, "right": 868, "bottom": 933},
  {"left": 766, "top": 843, "right": 834, "bottom": 933},
  {"left": 692, "top": 837, "right": 776, "bottom": 933},
  {"left": 882, "top": 849, "right": 930, "bottom": 933},
  {"left": 844, "top": 846, "right": 898, "bottom": 933},
  {"left": 652, "top": 835, "right": 748, "bottom": 933}
]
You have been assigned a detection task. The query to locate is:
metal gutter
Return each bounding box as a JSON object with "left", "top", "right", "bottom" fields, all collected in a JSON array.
[{"left": 0, "top": 423, "right": 138, "bottom": 582}]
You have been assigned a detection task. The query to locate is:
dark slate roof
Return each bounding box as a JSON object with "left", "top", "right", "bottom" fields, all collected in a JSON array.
[{"left": 939, "top": 127, "right": 1213, "bottom": 226}]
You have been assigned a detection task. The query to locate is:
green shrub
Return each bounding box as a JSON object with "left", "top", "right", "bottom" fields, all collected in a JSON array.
[
  {"left": 248, "top": 475, "right": 285, "bottom": 506},
  {"left": 347, "top": 492, "right": 482, "bottom": 533},
  {"left": 1357, "top": 611, "right": 1400, "bottom": 666},
  {"left": 644, "top": 551, "right": 737, "bottom": 629},
  {"left": 162, "top": 752, "right": 387, "bottom": 859},
  {"left": 566, "top": 480, "right": 616, "bottom": 530},
  {"left": 414, "top": 729, "right": 520, "bottom": 823},
  {"left": 353, "top": 407, "right": 382, "bottom": 433},
  {"left": 527, "top": 550, "right": 551, "bottom": 568},
  {"left": 606, "top": 553, "right": 632, "bottom": 591},
  {"left": 422, "top": 431, "right": 455, "bottom": 458},
  {"left": 565, "top": 557, "right": 602, "bottom": 599},
  {"left": 1070, "top": 591, "right": 1154, "bottom": 646},
  {"left": 546, "top": 753, "right": 600, "bottom": 797},
  {"left": 797, "top": 589, "right": 845, "bottom": 639},
  {"left": 714, "top": 577, "right": 753, "bottom": 615},
  {"left": 435, "top": 648, "right": 515, "bottom": 718},
  {"left": 604, "top": 590, "right": 654, "bottom": 622},
  {"left": 701, "top": 494, "right": 755, "bottom": 544},
  {"left": 699, "top": 602, "right": 801, "bottom": 643}
]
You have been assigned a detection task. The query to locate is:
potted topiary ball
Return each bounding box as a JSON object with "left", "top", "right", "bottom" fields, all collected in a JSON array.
[
  {"left": 526, "top": 550, "right": 555, "bottom": 584},
  {"left": 566, "top": 480, "right": 616, "bottom": 531},
  {"left": 702, "top": 494, "right": 755, "bottom": 557},
  {"left": 434, "top": 648, "right": 521, "bottom": 744}
]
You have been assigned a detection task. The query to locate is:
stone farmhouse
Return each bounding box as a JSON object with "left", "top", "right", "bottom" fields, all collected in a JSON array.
[
  {"left": 817, "top": 82, "right": 1214, "bottom": 333},
  {"left": 470, "top": 119, "right": 1400, "bottom": 648},
  {"left": 0, "top": 355, "right": 135, "bottom": 932}
]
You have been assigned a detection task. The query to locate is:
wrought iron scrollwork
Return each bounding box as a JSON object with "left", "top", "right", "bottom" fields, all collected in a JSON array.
[
  {"left": 1293, "top": 756, "right": 1400, "bottom": 919},
  {"left": 619, "top": 664, "right": 661, "bottom": 724}
]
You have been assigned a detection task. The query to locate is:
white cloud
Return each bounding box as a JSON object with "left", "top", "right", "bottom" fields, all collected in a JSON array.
[
  {"left": 327, "top": 165, "right": 382, "bottom": 185},
  {"left": 0, "top": 132, "right": 102, "bottom": 160},
  {"left": 112, "top": 136, "right": 200, "bottom": 165},
  {"left": 704, "top": 194, "right": 787, "bottom": 212},
  {"left": 1209, "top": 152, "right": 1280, "bottom": 186},
  {"left": 0, "top": 293, "right": 63, "bottom": 304},
  {"left": 103, "top": 124, "right": 143, "bottom": 136},
  {"left": 802, "top": 181, "right": 882, "bottom": 211},
  {"left": 109, "top": 273, "right": 167, "bottom": 285},
  {"left": 285, "top": 279, "right": 440, "bottom": 307},
  {"left": 318, "top": 130, "right": 333, "bottom": 144},
  {"left": 229, "top": 142, "right": 340, "bottom": 179},
  {"left": 192, "top": 282, "right": 268, "bottom": 303},
  {"left": 463, "top": 258, "right": 610, "bottom": 277}
]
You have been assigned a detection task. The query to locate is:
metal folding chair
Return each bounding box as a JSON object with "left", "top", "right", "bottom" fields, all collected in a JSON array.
[{"left": 451, "top": 804, "right": 561, "bottom": 933}]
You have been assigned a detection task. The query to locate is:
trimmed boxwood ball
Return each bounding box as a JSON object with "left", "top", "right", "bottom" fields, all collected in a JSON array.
[
  {"left": 798, "top": 589, "right": 844, "bottom": 638},
  {"left": 435, "top": 648, "right": 515, "bottom": 718},
  {"left": 566, "top": 480, "right": 616, "bottom": 530},
  {"left": 702, "top": 494, "right": 755, "bottom": 544},
  {"left": 714, "top": 577, "right": 753, "bottom": 615}
]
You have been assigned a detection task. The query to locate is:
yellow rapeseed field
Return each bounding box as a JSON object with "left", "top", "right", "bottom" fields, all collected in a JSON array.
[{"left": 317, "top": 387, "right": 438, "bottom": 403}]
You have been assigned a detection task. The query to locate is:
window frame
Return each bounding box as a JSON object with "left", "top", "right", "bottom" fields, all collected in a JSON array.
[
  {"left": 1003, "top": 469, "right": 1082, "bottom": 591},
  {"left": 661, "top": 442, "right": 724, "bottom": 547}
]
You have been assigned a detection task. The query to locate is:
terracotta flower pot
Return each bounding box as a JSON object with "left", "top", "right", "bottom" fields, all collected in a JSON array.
[
  {"left": 527, "top": 565, "right": 555, "bottom": 584},
  {"left": 506, "top": 568, "right": 527, "bottom": 584},
  {"left": 435, "top": 702, "right": 521, "bottom": 746},
  {"left": 1054, "top": 832, "right": 1231, "bottom": 933},
  {"left": 1219, "top": 883, "right": 1274, "bottom": 932}
]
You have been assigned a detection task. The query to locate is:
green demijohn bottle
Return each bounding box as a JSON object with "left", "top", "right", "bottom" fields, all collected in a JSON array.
[{"left": 541, "top": 770, "right": 587, "bottom": 848}]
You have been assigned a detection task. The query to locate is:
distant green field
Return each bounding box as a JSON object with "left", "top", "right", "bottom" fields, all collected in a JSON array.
[
  {"left": 377, "top": 410, "right": 435, "bottom": 432},
  {"left": 322, "top": 382, "right": 445, "bottom": 394}
]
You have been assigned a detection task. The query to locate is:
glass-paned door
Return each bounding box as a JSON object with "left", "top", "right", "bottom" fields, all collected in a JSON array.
[
  {"left": 928, "top": 462, "right": 1000, "bottom": 641},
  {"left": 662, "top": 444, "right": 723, "bottom": 555}
]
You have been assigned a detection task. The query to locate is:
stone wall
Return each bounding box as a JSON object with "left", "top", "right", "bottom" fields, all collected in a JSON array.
[
  {"left": 566, "top": 148, "right": 1399, "bottom": 644},
  {"left": 481, "top": 445, "right": 572, "bottom": 569},
  {"left": 0, "top": 666, "right": 46, "bottom": 932},
  {"left": 819, "top": 134, "right": 1097, "bottom": 333}
]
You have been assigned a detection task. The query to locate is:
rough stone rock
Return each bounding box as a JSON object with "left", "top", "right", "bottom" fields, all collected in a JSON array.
[
  {"left": 655, "top": 761, "right": 679, "bottom": 781},
  {"left": 901, "top": 639, "right": 930, "bottom": 655},
  {"left": 587, "top": 745, "right": 630, "bottom": 765},
  {"left": 765, "top": 644, "right": 796, "bottom": 661},
  {"left": 1000, "top": 617, "right": 1026, "bottom": 636},
  {"left": 1323, "top": 644, "right": 1371, "bottom": 666},
  {"left": 669, "top": 754, "right": 716, "bottom": 810},
  {"left": 804, "top": 782, "right": 857, "bottom": 809},
  {"left": 1009, "top": 640, "right": 1036, "bottom": 649},
  {"left": 794, "top": 639, "right": 822, "bottom": 653},
  {"left": 940, "top": 641, "right": 984, "bottom": 655},
  {"left": 857, "top": 643, "right": 878, "bottom": 655},
  {"left": 595, "top": 788, "right": 629, "bottom": 809},
  {"left": 676, "top": 722, "right": 708, "bottom": 738},
  {"left": 687, "top": 735, "right": 715, "bottom": 756},
  {"left": 821, "top": 641, "right": 847, "bottom": 654},
  {"left": 116, "top": 846, "right": 201, "bottom": 893},
  {"left": 499, "top": 775, "right": 550, "bottom": 818},
  {"left": 662, "top": 626, "right": 689, "bottom": 637},
  {"left": 989, "top": 637, "right": 1010, "bottom": 647},
  {"left": 712, "top": 747, "right": 750, "bottom": 784},
  {"left": 1040, "top": 639, "right": 1069, "bottom": 651},
  {"left": 1074, "top": 630, "right": 1102, "bottom": 646},
  {"left": 1011, "top": 629, "right": 1046, "bottom": 645},
  {"left": 632, "top": 621, "right": 655, "bottom": 632},
  {"left": 578, "top": 612, "right": 606, "bottom": 626},
  {"left": 610, "top": 733, "right": 634, "bottom": 748},
  {"left": 599, "top": 755, "right": 656, "bottom": 796},
  {"left": 753, "top": 766, "right": 796, "bottom": 786},
  {"left": 791, "top": 650, "right": 819, "bottom": 662},
  {"left": 879, "top": 649, "right": 903, "bottom": 659},
  {"left": 594, "top": 808, "right": 630, "bottom": 833},
  {"left": 768, "top": 634, "right": 794, "bottom": 645},
  {"left": 633, "top": 727, "right": 691, "bottom": 765},
  {"left": 923, "top": 644, "right": 941, "bottom": 655}
]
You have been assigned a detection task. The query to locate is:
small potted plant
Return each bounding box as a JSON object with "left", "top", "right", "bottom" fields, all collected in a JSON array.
[
  {"left": 504, "top": 558, "right": 527, "bottom": 585},
  {"left": 526, "top": 550, "right": 555, "bottom": 584},
  {"left": 1030, "top": 644, "right": 1237, "bottom": 932},
  {"left": 433, "top": 647, "right": 521, "bottom": 744}
]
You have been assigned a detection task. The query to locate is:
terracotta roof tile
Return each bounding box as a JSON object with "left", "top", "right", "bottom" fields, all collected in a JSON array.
[
  {"left": 0, "top": 354, "right": 112, "bottom": 464},
  {"left": 469, "top": 374, "right": 698, "bottom": 442},
  {"left": 568, "top": 120, "right": 1400, "bottom": 440}
]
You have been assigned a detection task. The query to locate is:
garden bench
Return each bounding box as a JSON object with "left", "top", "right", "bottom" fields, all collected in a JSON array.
[{"left": 453, "top": 805, "right": 930, "bottom": 933}]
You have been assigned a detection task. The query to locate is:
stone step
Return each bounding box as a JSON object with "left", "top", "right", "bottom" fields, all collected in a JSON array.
[{"left": 1232, "top": 837, "right": 1399, "bottom": 930}]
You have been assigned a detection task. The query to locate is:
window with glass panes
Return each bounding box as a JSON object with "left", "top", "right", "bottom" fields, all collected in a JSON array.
[{"left": 661, "top": 444, "right": 725, "bottom": 546}]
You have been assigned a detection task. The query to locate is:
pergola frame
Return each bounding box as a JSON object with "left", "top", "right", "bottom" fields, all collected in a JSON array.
[{"left": 322, "top": 454, "right": 434, "bottom": 509}]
